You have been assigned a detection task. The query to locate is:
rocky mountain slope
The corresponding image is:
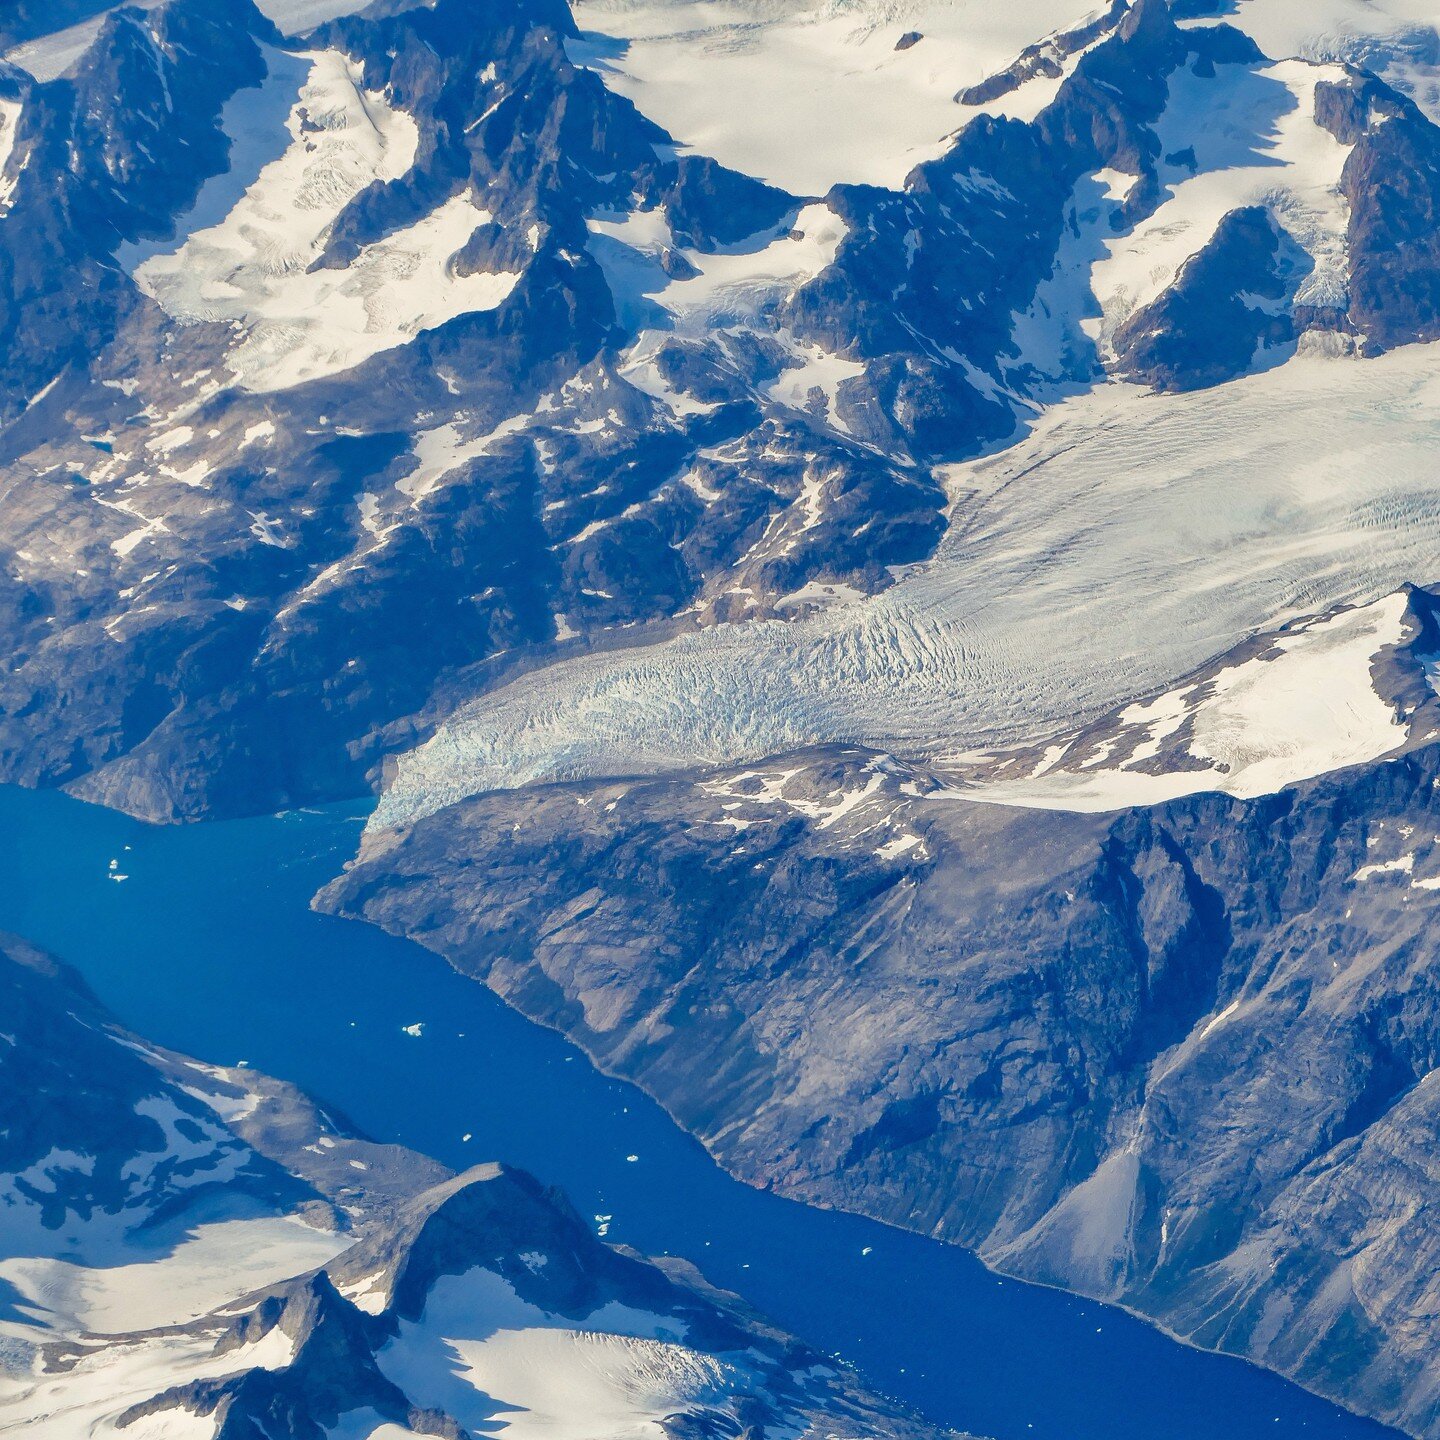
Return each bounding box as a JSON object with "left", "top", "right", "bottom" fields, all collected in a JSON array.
[
  {"left": 0, "top": 0, "right": 948, "bottom": 820},
  {"left": 0, "top": 931, "right": 952, "bottom": 1440},
  {"left": 328, "top": 585, "right": 1440, "bottom": 1439}
]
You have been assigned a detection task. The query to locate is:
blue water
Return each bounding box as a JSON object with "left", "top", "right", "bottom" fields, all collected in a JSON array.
[{"left": 0, "top": 784, "right": 1400, "bottom": 1440}]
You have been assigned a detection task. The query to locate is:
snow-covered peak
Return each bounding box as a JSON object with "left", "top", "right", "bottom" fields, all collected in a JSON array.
[{"left": 0, "top": 941, "right": 946, "bottom": 1440}]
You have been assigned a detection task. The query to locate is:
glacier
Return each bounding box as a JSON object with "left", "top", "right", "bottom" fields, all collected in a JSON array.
[{"left": 375, "top": 346, "right": 1440, "bottom": 828}]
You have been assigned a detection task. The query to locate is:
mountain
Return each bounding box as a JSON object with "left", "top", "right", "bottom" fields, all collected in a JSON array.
[
  {"left": 0, "top": 931, "right": 953, "bottom": 1440},
  {"left": 9, "top": 0, "right": 1440, "bottom": 1435},
  {"left": 327, "top": 584, "right": 1440, "bottom": 1439},
  {"left": 0, "top": 0, "right": 945, "bottom": 821},
  {"left": 1, "top": 0, "right": 1440, "bottom": 822}
]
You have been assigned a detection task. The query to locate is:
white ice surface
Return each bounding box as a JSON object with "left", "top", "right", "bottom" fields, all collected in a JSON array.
[
  {"left": 375, "top": 346, "right": 1440, "bottom": 828},
  {"left": 128, "top": 48, "right": 515, "bottom": 393},
  {"left": 1225, "top": 0, "right": 1440, "bottom": 122},
  {"left": 956, "top": 592, "right": 1412, "bottom": 812},
  {"left": 325, "top": 1410, "right": 414, "bottom": 1440},
  {"left": 765, "top": 343, "right": 866, "bottom": 431},
  {"left": 0, "top": 1176, "right": 339, "bottom": 1434},
  {"left": 0, "top": 1204, "right": 342, "bottom": 1335},
  {"left": 562, "top": 0, "right": 1440, "bottom": 217},
  {"left": 586, "top": 198, "right": 859, "bottom": 433},
  {"left": 377, "top": 1267, "right": 755, "bottom": 1440},
  {"left": 1014, "top": 53, "right": 1356, "bottom": 380},
  {"left": 568, "top": 0, "right": 1109, "bottom": 192},
  {"left": 587, "top": 200, "right": 845, "bottom": 331},
  {"left": 256, "top": 0, "right": 377, "bottom": 32},
  {"left": 0, "top": 1323, "right": 294, "bottom": 1439}
]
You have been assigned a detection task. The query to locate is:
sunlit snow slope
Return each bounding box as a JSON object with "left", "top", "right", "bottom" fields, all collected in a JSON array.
[
  {"left": 568, "top": 0, "right": 1109, "bottom": 191},
  {"left": 566, "top": 0, "right": 1440, "bottom": 192},
  {"left": 125, "top": 49, "right": 518, "bottom": 393},
  {"left": 951, "top": 591, "right": 1421, "bottom": 811}
]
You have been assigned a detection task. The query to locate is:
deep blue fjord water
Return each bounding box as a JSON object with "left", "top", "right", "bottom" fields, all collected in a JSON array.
[{"left": 0, "top": 784, "right": 1399, "bottom": 1440}]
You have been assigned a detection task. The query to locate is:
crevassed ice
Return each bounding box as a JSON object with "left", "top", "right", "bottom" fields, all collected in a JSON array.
[
  {"left": 129, "top": 49, "right": 517, "bottom": 393},
  {"left": 373, "top": 347, "right": 1440, "bottom": 830}
]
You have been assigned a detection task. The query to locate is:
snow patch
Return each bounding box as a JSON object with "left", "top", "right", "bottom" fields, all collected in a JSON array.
[
  {"left": 587, "top": 201, "right": 846, "bottom": 332},
  {"left": 1354, "top": 852, "right": 1416, "bottom": 881},
  {"left": 0, "top": 97, "right": 24, "bottom": 214},
  {"left": 398, "top": 415, "right": 531, "bottom": 502},
  {"left": 128, "top": 49, "right": 517, "bottom": 392}
]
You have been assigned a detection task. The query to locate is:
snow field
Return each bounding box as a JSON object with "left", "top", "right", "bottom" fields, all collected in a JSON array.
[{"left": 129, "top": 49, "right": 516, "bottom": 393}]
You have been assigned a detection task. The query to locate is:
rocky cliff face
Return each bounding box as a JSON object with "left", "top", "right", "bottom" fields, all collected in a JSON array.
[
  {"left": 1328, "top": 71, "right": 1440, "bottom": 351},
  {"left": 325, "top": 588, "right": 1440, "bottom": 1439}
]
